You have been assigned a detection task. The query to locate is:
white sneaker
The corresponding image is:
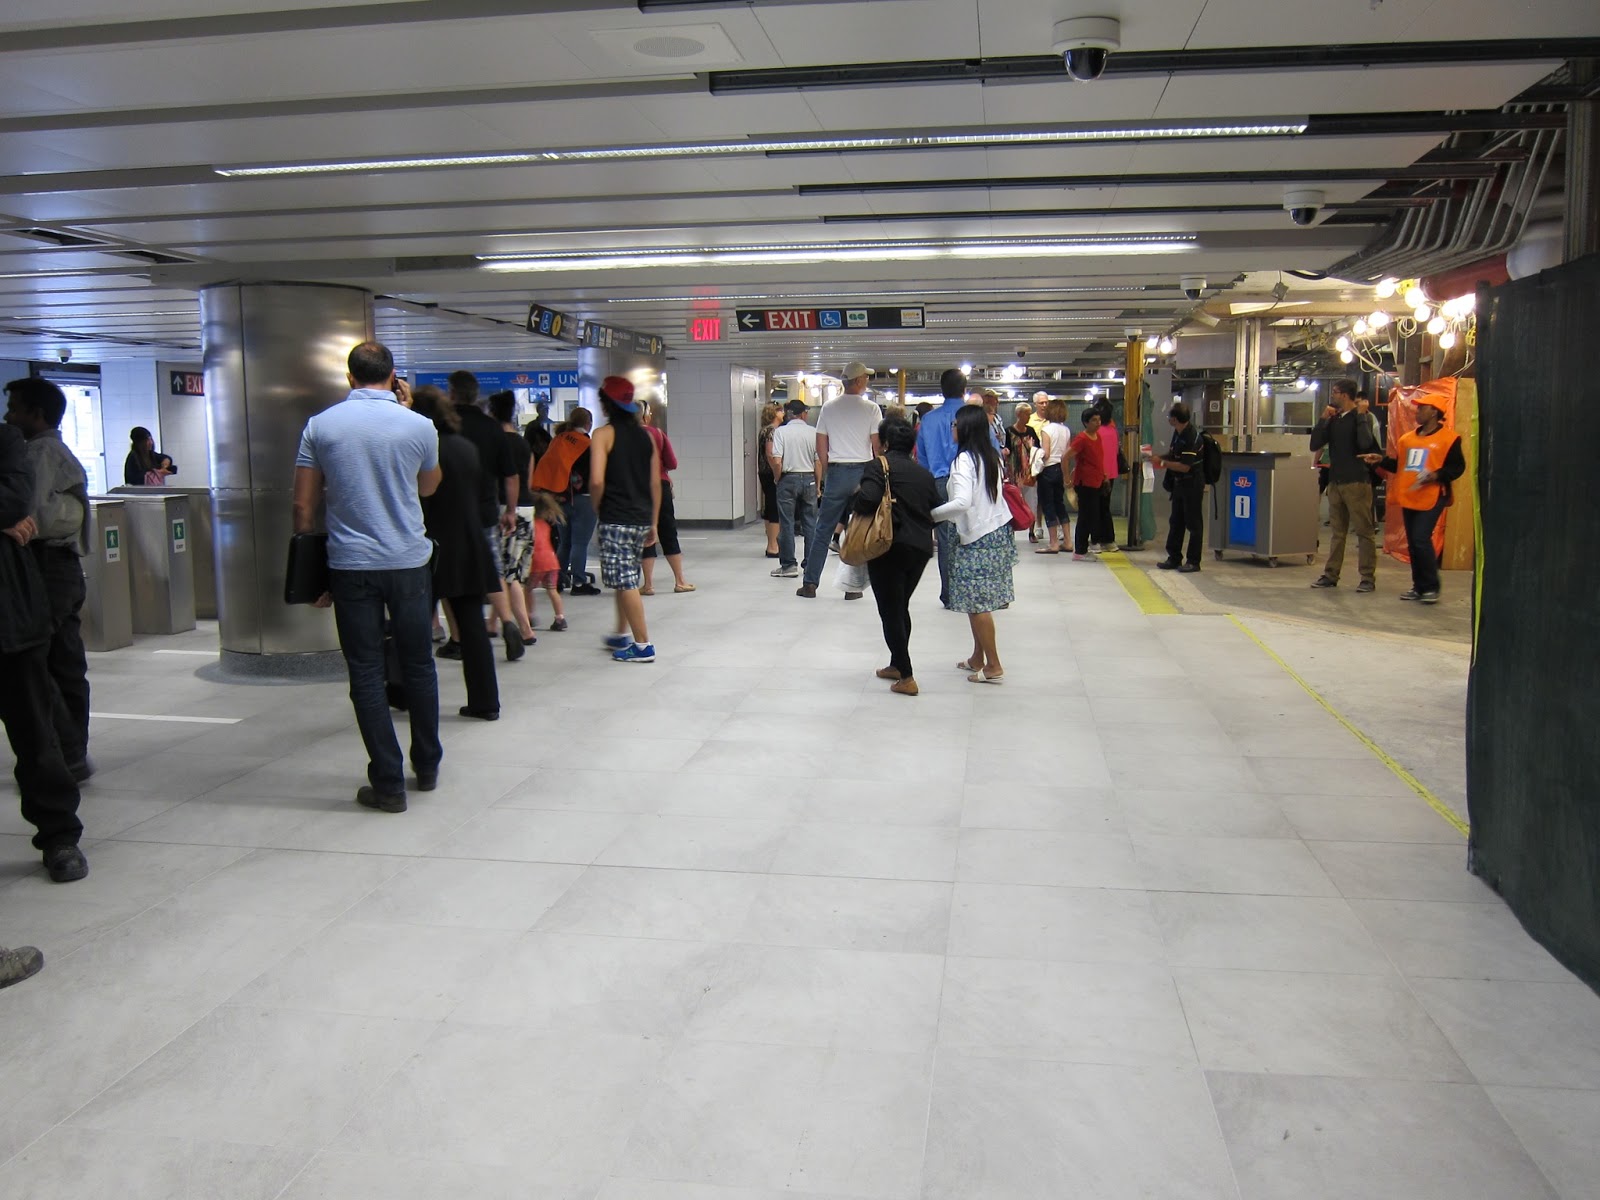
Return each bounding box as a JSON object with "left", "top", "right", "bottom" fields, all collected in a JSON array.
[{"left": 771, "top": 565, "right": 799, "bottom": 578}]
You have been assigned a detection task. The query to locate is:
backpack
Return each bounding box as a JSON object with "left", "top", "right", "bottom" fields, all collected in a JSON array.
[{"left": 1197, "top": 430, "right": 1222, "bottom": 486}]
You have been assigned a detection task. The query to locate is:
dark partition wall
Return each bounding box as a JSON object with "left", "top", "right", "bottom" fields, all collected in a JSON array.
[{"left": 1469, "top": 252, "right": 1600, "bottom": 991}]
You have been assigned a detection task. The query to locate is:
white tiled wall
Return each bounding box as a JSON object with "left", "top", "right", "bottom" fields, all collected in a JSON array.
[
  {"left": 97, "top": 359, "right": 161, "bottom": 489},
  {"left": 663, "top": 359, "right": 765, "bottom": 525},
  {"left": 156, "top": 361, "right": 211, "bottom": 488}
]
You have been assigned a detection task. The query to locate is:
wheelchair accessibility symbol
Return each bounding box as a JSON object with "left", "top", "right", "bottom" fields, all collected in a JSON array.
[{"left": 818, "top": 310, "right": 843, "bottom": 329}]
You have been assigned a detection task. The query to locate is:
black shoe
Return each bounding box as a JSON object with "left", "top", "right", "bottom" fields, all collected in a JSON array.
[
  {"left": 845, "top": 591, "right": 864, "bottom": 601},
  {"left": 1179, "top": 563, "right": 1201, "bottom": 573},
  {"left": 43, "top": 844, "right": 88, "bottom": 883},
  {"left": 1310, "top": 576, "right": 1338, "bottom": 589},
  {"left": 66, "top": 757, "right": 94, "bottom": 783},
  {"left": 1418, "top": 591, "right": 1440, "bottom": 605},
  {"left": 357, "top": 786, "right": 407, "bottom": 813},
  {"left": 436, "top": 640, "right": 463, "bottom": 660},
  {"left": 1399, "top": 589, "right": 1420, "bottom": 602},
  {"left": 1157, "top": 559, "right": 1181, "bottom": 570},
  {"left": 459, "top": 706, "right": 500, "bottom": 721},
  {"left": 0, "top": 945, "right": 44, "bottom": 989},
  {"left": 1355, "top": 580, "right": 1375, "bottom": 594},
  {"left": 415, "top": 771, "right": 438, "bottom": 792},
  {"left": 765, "top": 551, "right": 781, "bottom": 559},
  {"left": 504, "top": 626, "right": 526, "bottom": 662},
  {"left": 796, "top": 583, "right": 818, "bottom": 598},
  {"left": 571, "top": 583, "right": 602, "bottom": 596}
]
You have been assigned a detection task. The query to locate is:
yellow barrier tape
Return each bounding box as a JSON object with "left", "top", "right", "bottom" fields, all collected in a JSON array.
[
  {"left": 1228, "top": 614, "right": 1470, "bottom": 838},
  {"left": 1100, "top": 550, "right": 1180, "bottom": 616}
]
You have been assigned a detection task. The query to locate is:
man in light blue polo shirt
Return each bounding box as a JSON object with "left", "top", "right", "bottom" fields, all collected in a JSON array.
[
  {"left": 294, "top": 341, "right": 443, "bottom": 812},
  {"left": 914, "top": 367, "right": 968, "bottom": 609}
]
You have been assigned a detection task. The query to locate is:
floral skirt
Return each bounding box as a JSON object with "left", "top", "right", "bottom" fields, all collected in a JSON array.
[{"left": 947, "top": 525, "right": 1016, "bottom": 614}]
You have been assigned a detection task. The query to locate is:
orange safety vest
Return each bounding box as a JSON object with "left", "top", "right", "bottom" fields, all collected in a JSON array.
[
  {"left": 528, "top": 429, "right": 589, "bottom": 495},
  {"left": 1393, "top": 426, "right": 1459, "bottom": 511}
]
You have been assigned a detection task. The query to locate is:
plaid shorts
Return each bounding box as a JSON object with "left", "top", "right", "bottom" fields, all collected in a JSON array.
[{"left": 598, "top": 523, "right": 650, "bottom": 591}]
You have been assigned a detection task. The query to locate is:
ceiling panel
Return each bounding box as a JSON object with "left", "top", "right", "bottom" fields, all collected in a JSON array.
[
  {"left": 1154, "top": 63, "right": 1561, "bottom": 119},
  {"left": 974, "top": 0, "right": 1210, "bottom": 55},
  {"left": 751, "top": 0, "right": 978, "bottom": 63}
]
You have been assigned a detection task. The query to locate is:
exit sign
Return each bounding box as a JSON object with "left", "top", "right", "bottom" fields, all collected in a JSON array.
[{"left": 688, "top": 316, "right": 724, "bottom": 343}]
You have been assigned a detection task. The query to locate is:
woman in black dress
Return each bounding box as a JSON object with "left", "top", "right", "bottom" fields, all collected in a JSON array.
[
  {"left": 409, "top": 387, "right": 502, "bottom": 719},
  {"left": 853, "top": 415, "right": 941, "bottom": 696}
]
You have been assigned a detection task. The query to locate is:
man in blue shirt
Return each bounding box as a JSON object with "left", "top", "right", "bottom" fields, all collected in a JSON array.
[
  {"left": 914, "top": 367, "right": 968, "bottom": 608},
  {"left": 294, "top": 342, "right": 443, "bottom": 812}
]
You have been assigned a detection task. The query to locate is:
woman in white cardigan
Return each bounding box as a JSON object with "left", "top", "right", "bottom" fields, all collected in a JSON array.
[{"left": 932, "top": 405, "right": 1015, "bottom": 683}]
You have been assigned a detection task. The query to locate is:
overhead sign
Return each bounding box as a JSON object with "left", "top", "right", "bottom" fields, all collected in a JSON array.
[
  {"left": 735, "top": 306, "right": 924, "bottom": 333},
  {"left": 169, "top": 371, "right": 204, "bottom": 396},
  {"left": 413, "top": 370, "right": 578, "bottom": 391},
  {"left": 688, "top": 316, "right": 725, "bottom": 343},
  {"left": 525, "top": 302, "right": 665, "bottom": 358}
]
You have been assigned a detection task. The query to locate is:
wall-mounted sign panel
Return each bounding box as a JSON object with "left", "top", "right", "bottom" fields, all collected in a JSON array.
[
  {"left": 412, "top": 370, "right": 579, "bottom": 391},
  {"left": 169, "top": 371, "right": 205, "bottom": 396}
]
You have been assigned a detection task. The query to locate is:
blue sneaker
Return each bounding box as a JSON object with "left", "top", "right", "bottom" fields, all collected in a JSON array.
[
  {"left": 612, "top": 642, "right": 656, "bottom": 664},
  {"left": 603, "top": 633, "right": 631, "bottom": 651}
]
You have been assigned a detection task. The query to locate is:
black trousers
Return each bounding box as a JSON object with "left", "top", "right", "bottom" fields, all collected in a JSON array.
[
  {"left": 1073, "top": 485, "right": 1105, "bottom": 555},
  {"left": 866, "top": 543, "right": 930, "bottom": 679},
  {"left": 1402, "top": 499, "right": 1446, "bottom": 594},
  {"left": 1097, "top": 482, "right": 1117, "bottom": 546},
  {"left": 0, "top": 642, "right": 83, "bottom": 850},
  {"left": 444, "top": 594, "right": 499, "bottom": 714},
  {"left": 35, "top": 545, "right": 89, "bottom": 765},
  {"left": 643, "top": 480, "right": 681, "bottom": 559},
  {"left": 1165, "top": 485, "right": 1204, "bottom": 566}
]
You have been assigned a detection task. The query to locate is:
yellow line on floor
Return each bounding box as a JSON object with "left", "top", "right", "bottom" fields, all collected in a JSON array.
[
  {"left": 1099, "top": 550, "right": 1180, "bottom": 616},
  {"left": 1227, "top": 614, "right": 1470, "bottom": 838}
]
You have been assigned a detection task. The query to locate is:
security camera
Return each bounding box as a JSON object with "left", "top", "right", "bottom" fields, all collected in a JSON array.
[
  {"left": 1052, "top": 16, "right": 1120, "bottom": 83},
  {"left": 1180, "top": 275, "right": 1207, "bottom": 302},
  {"left": 56, "top": 347, "right": 72, "bottom": 363},
  {"left": 1284, "top": 189, "right": 1326, "bottom": 226},
  {"left": 1015, "top": 346, "right": 1028, "bottom": 358}
]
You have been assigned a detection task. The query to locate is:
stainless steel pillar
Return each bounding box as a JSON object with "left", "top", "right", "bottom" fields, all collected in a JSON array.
[{"left": 201, "top": 281, "right": 372, "bottom": 674}]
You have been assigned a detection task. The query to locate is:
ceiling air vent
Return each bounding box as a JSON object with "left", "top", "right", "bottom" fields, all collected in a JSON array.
[
  {"left": 15, "top": 227, "right": 108, "bottom": 248},
  {"left": 118, "top": 249, "right": 193, "bottom": 265}
]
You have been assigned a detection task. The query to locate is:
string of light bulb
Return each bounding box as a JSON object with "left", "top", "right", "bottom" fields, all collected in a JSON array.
[{"left": 1334, "top": 277, "right": 1475, "bottom": 374}]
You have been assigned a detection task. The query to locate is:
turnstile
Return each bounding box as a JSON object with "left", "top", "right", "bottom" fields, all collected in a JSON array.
[
  {"left": 83, "top": 499, "right": 133, "bottom": 651},
  {"left": 1208, "top": 451, "right": 1321, "bottom": 566},
  {"left": 121, "top": 492, "right": 196, "bottom": 634},
  {"left": 112, "top": 485, "right": 216, "bottom": 618}
]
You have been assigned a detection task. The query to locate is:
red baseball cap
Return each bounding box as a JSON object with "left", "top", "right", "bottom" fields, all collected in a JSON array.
[{"left": 600, "top": 375, "right": 639, "bottom": 413}]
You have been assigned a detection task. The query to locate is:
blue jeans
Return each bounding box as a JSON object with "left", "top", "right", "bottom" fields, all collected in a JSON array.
[
  {"left": 933, "top": 475, "right": 955, "bottom": 607},
  {"left": 775, "top": 473, "right": 817, "bottom": 570},
  {"left": 803, "top": 462, "right": 867, "bottom": 586},
  {"left": 330, "top": 566, "right": 441, "bottom": 795},
  {"left": 560, "top": 493, "right": 597, "bottom": 585}
]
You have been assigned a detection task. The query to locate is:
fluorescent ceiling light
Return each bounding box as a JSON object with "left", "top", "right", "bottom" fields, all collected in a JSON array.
[
  {"left": 215, "top": 122, "right": 1307, "bottom": 178},
  {"left": 604, "top": 285, "right": 1170, "bottom": 302},
  {"left": 478, "top": 235, "right": 1195, "bottom": 273}
]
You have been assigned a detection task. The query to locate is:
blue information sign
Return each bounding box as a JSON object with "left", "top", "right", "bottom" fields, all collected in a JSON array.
[
  {"left": 411, "top": 370, "right": 578, "bottom": 391},
  {"left": 1228, "top": 469, "right": 1259, "bottom": 547}
]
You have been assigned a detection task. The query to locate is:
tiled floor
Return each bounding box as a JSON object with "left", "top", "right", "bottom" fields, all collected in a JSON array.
[{"left": 2, "top": 530, "right": 1597, "bottom": 1199}]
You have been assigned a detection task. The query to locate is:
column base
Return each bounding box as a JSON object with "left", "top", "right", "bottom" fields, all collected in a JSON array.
[{"left": 210, "top": 648, "right": 347, "bottom": 684}]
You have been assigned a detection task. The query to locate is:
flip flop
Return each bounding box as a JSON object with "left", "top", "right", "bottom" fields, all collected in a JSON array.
[
  {"left": 967, "top": 671, "right": 1005, "bottom": 685},
  {"left": 674, "top": 583, "right": 697, "bottom": 593},
  {"left": 1034, "top": 549, "right": 1059, "bottom": 555},
  {"left": 956, "top": 659, "right": 981, "bottom": 672}
]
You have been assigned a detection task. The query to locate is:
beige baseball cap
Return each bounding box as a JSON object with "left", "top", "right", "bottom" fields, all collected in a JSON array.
[{"left": 841, "top": 361, "right": 873, "bottom": 381}]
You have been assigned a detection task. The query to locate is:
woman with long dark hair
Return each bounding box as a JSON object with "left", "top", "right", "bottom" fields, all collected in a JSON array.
[
  {"left": 856, "top": 415, "right": 940, "bottom": 695},
  {"left": 123, "top": 426, "right": 156, "bottom": 487},
  {"left": 932, "top": 404, "right": 1014, "bottom": 683},
  {"left": 408, "top": 386, "right": 502, "bottom": 718}
]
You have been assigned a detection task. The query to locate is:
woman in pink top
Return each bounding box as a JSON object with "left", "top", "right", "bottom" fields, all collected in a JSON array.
[
  {"left": 1094, "top": 398, "right": 1123, "bottom": 550},
  {"left": 640, "top": 402, "right": 696, "bottom": 595}
]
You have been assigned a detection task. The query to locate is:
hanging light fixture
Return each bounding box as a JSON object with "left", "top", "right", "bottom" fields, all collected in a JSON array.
[
  {"left": 1374, "top": 278, "right": 1399, "bottom": 299},
  {"left": 1404, "top": 285, "right": 1428, "bottom": 308},
  {"left": 1144, "top": 335, "right": 1159, "bottom": 351},
  {"left": 1413, "top": 304, "right": 1433, "bottom": 323},
  {"left": 1158, "top": 336, "right": 1175, "bottom": 355},
  {"left": 1339, "top": 350, "right": 1354, "bottom": 364},
  {"left": 1438, "top": 330, "right": 1458, "bottom": 350},
  {"left": 1427, "top": 316, "right": 1447, "bottom": 335},
  {"left": 1353, "top": 319, "right": 1369, "bottom": 336},
  {"left": 1369, "top": 311, "right": 1390, "bottom": 329},
  {"left": 1335, "top": 335, "right": 1351, "bottom": 352}
]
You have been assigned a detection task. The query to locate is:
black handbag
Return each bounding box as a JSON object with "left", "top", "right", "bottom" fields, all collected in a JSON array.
[{"left": 283, "top": 532, "right": 329, "bottom": 604}]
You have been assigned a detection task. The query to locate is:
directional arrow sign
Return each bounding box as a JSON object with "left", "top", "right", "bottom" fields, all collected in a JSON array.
[{"left": 734, "top": 306, "right": 924, "bottom": 333}]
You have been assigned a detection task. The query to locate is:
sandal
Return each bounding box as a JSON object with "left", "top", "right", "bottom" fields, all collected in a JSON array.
[
  {"left": 674, "top": 583, "right": 697, "bottom": 593},
  {"left": 956, "top": 658, "right": 981, "bottom": 672},
  {"left": 1034, "top": 548, "right": 1059, "bottom": 555},
  {"left": 967, "top": 671, "right": 1005, "bottom": 685},
  {"left": 639, "top": 587, "right": 655, "bottom": 596}
]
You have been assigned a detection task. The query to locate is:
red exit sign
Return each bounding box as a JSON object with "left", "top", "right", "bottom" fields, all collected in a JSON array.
[{"left": 688, "top": 316, "right": 724, "bottom": 343}]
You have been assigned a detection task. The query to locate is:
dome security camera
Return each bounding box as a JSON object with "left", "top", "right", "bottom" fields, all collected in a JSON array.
[
  {"left": 56, "top": 347, "right": 72, "bottom": 363},
  {"left": 1052, "top": 16, "right": 1121, "bottom": 82},
  {"left": 1015, "top": 346, "right": 1028, "bottom": 358},
  {"left": 1180, "top": 275, "right": 1207, "bottom": 301},
  {"left": 1284, "top": 189, "right": 1326, "bottom": 227}
]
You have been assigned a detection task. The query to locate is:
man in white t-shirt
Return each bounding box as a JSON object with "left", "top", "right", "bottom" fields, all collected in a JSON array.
[
  {"left": 799, "top": 362, "right": 883, "bottom": 597},
  {"left": 768, "top": 400, "right": 820, "bottom": 578}
]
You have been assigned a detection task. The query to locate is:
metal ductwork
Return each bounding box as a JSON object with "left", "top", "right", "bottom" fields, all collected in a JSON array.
[{"left": 1325, "top": 103, "right": 1565, "bottom": 283}]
